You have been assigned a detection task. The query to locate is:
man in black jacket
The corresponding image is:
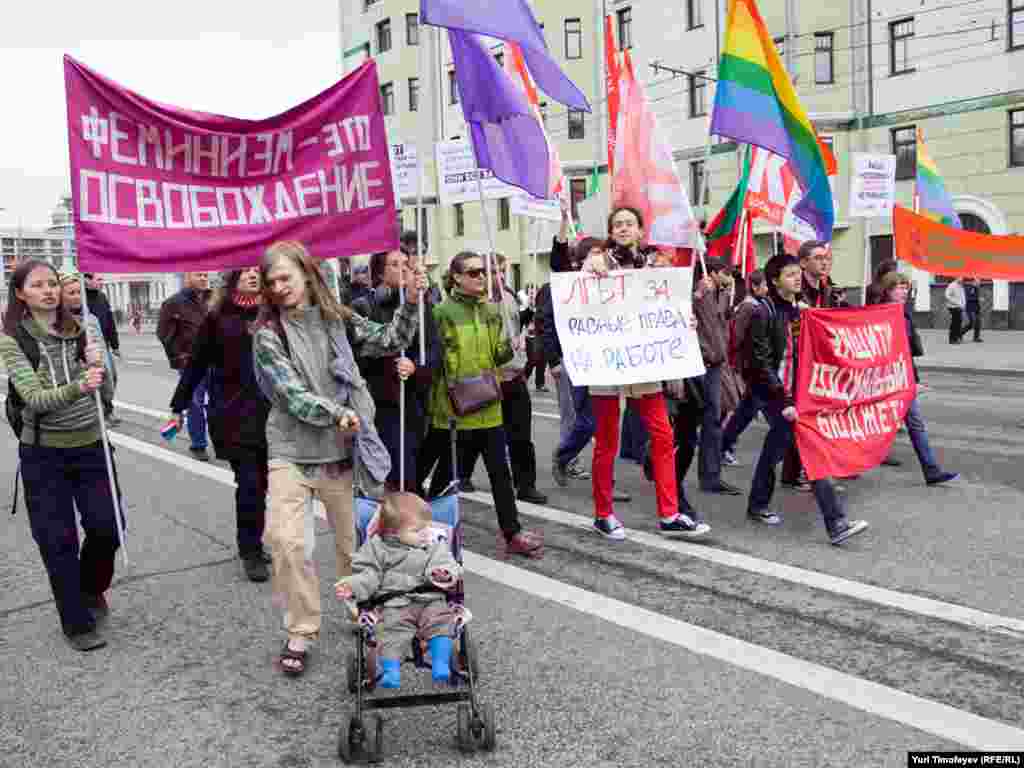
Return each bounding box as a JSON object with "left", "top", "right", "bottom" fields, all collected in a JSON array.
[
  {"left": 353, "top": 250, "right": 441, "bottom": 491},
  {"left": 83, "top": 273, "right": 120, "bottom": 355},
  {"left": 157, "top": 272, "right": 212, "bottom": 460},
  {"left": 745, "top": 255, "right": 869, "bottom": 545}
]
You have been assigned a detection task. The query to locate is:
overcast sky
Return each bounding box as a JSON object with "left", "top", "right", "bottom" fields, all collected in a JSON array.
[{"left": 0, "top": 1, "right": 342, "bottom": 229}]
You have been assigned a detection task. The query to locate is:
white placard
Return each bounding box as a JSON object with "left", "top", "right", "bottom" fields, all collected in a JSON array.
[
  {"left": 389, "top": 143, "right": 419, "bottom": 203},
  {"left": 435, "top": 139, "right": 520, "bottom": 205},
  {"left": 551, "top": 268, "right": 706, "bottom": 387},
  {"left": 848, "top": 153, "right": 897, "bottom": 219},
  {"left": 510, "top": 194, "right": 562, "bottom": 222}
]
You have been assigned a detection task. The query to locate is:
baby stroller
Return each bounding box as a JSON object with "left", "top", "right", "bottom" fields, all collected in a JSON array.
[{"left": 340, "top": 481, "right": 496, "bottom": 762}]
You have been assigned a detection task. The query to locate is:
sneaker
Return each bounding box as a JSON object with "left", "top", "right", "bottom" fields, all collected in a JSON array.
[
  {"left": 503, "top": 530, "right": 544, "bottom": 559},
  {"left": 81, "top": 593, "right": 110, "bottom": 626},
  {"left": 722, "top": 450, "right": 740, "bottom": 467},
  {"left": 612, "top": 489, "right": 632, "bottom": 503},
  {"left": 568, "top": 463, "right": 591, "bottom": 480},
  {"left": 658, "top": 513, "right": 711, "bottom": 540},
  {"left": 518, "top": 488, "right": 549, "bottom": 505},
  {"left": 241, "top": 553, "right": 270, "bottom": 583},
  {"left": 66, "top": 628, "right": 107, "bottom": 652},
  {"left": 593, "top": 515, "right": 626, "bottom": 541},
  {"left": 829, "top": 519, "right": 869, "bottom": 545},
  {"left": 747, "top": 508, "right": 783, "bottom": 526},
  {"left": 781, "top": 479, "right": 812, "bottom": 493},
  {"left": 926, "top": 471, "right": 960, "bottom": 487},
  {"left": 459, "top": 478, "right": 476, "bottom": 493},
  {"left": 551, "top": 458, "right": 569, "bottom": 488},
  {"left": 189, "top": 447, "right": 210, "bottom": 462}
]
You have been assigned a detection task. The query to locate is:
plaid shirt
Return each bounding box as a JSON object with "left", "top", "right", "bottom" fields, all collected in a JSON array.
[{"left": 253, "top": 302, "right": 418, "bottom": 448}]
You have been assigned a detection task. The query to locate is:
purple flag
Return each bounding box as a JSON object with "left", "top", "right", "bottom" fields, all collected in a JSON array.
[
  {"left": 449, "top": 30, "right": 550, "bottom": 199},
  {"left": 421, "top": 0, "right": 590, "bottom": 112}
]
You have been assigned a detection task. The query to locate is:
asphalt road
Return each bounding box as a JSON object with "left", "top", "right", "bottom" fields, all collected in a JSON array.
[{"left": 3, "top": 332, "right": 1024, "bottom": 767}]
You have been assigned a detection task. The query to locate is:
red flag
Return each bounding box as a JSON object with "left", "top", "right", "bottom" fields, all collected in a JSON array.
[
  {"left": 611, "top": 57, "right": 699, "bottom": 247},
  {"left": 795, "top": 305, "right": 917, "bottom": 481},
  {"left": 605, "top": 15, "right": 621, "bottom": 174}
]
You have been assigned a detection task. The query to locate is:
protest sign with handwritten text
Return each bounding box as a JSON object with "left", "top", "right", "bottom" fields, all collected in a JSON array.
[
  {"left": 551, "top": 268, "right": 705, "bottom": 387},
  {"left": 795, "top": 304, "right": 917, "bottom": 481}
]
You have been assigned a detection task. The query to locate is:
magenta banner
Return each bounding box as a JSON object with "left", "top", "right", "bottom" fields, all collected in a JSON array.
[{"left": 64, "top": 55, "right": 398, "bottom": 274}]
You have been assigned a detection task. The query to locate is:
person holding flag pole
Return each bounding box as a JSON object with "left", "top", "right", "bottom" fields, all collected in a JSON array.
[{"left": 0, "top": 259, "right": 124, "bottom": 652}]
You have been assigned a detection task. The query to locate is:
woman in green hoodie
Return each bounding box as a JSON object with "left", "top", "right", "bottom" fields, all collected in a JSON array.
[
  {"left": 0, "top": 259, "right": 118, "bottom": 652},
  {"left": 425, "top": 251, "right": 543, "bottom": 559}
]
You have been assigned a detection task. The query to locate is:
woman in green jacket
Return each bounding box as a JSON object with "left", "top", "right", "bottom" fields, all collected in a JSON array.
[{"left": 426, "top": 251, "right": 543, "bottom": 559}]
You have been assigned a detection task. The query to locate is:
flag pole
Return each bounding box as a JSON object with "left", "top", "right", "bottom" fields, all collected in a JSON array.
[
  {"left": 79, "top": 274, "right": 128, "bottom": 566},
  {"left": 415, "top": 13, "right": 429, "bottom": 367}
]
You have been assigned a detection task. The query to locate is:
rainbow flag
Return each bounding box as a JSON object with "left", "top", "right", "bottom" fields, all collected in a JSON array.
[
  {"left": 710, "top": 0, "right": 834, "bottom": 243},
  {"left": 916, "top": 128, "right": 961, "bottom": 229}
]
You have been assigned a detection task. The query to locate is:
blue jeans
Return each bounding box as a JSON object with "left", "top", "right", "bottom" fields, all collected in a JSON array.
[
  {"left": 20, "top": 441, "right": 123, "bottom": 635},
  {"left": 747, "top": 386, "right": 847, "bottom": 537},
  {"left": 556, "top": 384, "right": 595, "bottom": 468},
  {"left": 698, "top": 365, "right": 724, "bottom": 487},
  {"left": 182, "top": 371, "right": 208, "bottom": 450},
  {"left": 904, "top": 396, "right": 941, "bottom": 480},
  {"left": 722, "top": 387, "right": 767, "bottom": 454}
]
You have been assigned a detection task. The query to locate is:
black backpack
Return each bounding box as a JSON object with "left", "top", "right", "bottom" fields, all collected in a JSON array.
[{"left": 6, "top": 326, "right": 86, "bottom": 441}]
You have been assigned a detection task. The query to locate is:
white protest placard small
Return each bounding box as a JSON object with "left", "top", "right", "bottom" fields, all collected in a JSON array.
[
  {"left": 551, "top": 268, "right": 706, "bottom": 387},
  {"left": 849, "top": 153, "right": 897, "bottom": 218},
  {"left": 435, "top": 139, "right": 520, "bottom": 206},
  {"left": 389, "top": 143, "right": 419, "bottom": 203},
  {"left": 510, "top": 194, "right": 562, "bottom": 222}
]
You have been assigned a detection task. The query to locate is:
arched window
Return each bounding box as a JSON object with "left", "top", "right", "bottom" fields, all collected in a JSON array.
[{"left": 957, "top": 212, "right": 991, "bottom": 234}]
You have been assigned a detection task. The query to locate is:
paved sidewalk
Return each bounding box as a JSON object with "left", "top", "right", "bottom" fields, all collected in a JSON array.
[{"left": 916, "top": 329, "right": 1024, "bottom": 376}]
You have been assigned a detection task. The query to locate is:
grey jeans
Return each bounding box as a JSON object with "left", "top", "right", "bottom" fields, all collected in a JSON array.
[{"left": 555, "top": 371, "right": 576, "bottom": 450}]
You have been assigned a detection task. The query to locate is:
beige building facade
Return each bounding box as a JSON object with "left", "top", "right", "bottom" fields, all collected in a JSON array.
[{"left": 340, "top": 0, "right": 1024, "bottom": 324}]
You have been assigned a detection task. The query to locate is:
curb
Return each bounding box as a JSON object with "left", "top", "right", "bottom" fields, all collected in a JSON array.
[{"left": 917, "top": 365, "right": 1024, "bottom": 379}]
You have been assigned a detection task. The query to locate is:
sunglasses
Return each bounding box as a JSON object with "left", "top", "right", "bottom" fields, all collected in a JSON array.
[{"left": 461, "top": 268, "right": 486, "bottom": 278}]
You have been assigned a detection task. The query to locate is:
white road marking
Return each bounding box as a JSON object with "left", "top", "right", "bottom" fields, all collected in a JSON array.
[
  {"left": 84, "top": 431, "right": 1024, "bottom": 749},
  {"left": 461, "top": 490, "right": 1024, "bottom": 638}
]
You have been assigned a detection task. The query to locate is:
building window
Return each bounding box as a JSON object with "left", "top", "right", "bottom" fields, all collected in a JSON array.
[
  {"left": 454, "top": 203, "right": 465, "bottom": 236},
  {"left": 617, "top": 7, "right": 633, "bottom": 50},
  {"left": 570, "top": 178, "right": 587, "bottom": 222},
  {"left": 958, "top": 212, "right": 991, "bottom": 234},
  {"left": 539, "top": 102, "right": 549, "bottom": 127},
  {"left": 891, "top": 126, "right": 917, "bottom": 180},
  {"left": 448, "top": 69, "right": 459, "bottom": 105},
  {"left": 568, "top": 110, "right": 585, "bottom": 140},
  {"left": 494, "top": 50, "right": 504, "bottom": 68},
  {"left": 408, "top": 77, "right": 420, "bottom": 112},
  {"left": 1011, "top": 109, "right": 1024, "bottom": 167},
  {"left": 773, "top": 36, "right": 785, "bottom": 59},
  {"left": 565, "top": 18, "right": 582, "bottom": 59},
  {"left": 689, "top": 71, "right": 707, "bottom": 117},
  {"left": 380, "top": 83, "right": 395, "bottom": 115},
  {"left": 375, "top": 19, "right": 392, "bottom": 54},
  {"left": 690, "top": 160, "right": 709, "bottom": 205},
  {"left": 687, "top": 0, "right": 704, "bottom": 29},
  {"left": 815, "top": 32, "right": 834, "bottom": 84},
  {"left": 1012, "top": 1, "right": 1024, "bottom": 50},
  {"left": 890, "top": 18, "right": 915, "bottom": 75},
  {"left": 498, "top": 198, "right": 511, "bottom": 230},
  {"left": 406, "top": 13, "right": 419, "bottom": 46}
]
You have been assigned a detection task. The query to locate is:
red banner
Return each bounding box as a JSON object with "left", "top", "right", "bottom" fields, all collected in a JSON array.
[{"left": 794, "top": 305, "right": 917, "bottom": 481}]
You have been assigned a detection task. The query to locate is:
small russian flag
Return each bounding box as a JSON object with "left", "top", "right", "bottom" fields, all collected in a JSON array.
[{"left": 160, "top": 418, "right": 179, "bottom": 441}]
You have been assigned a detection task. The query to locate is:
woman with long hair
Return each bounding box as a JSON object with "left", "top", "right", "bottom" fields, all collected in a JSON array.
[
  {"left": 252, "top": 241, "right": 424, "bottom": 676},
  {"left": 168, "top": 267, "right": 271, "bottom": 582},
  {"left": 0, "top": 259, "right": 118, "bottom": 651}
]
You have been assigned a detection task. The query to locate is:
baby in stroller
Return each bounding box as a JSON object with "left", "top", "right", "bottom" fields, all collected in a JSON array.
[{"left": 335, "top": 492, "right": 462, "bottom": 688}]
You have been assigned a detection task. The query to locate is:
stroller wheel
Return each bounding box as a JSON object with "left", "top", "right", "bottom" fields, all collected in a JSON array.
[
  {"left": 478, "top": 702, "right": 497, "bottom": 752},
  {"left": 456, "top": 703, "right": 474, "bottom": 753},
  {"left": 339, "top": 715, "right": 382, "bottom": 764}
]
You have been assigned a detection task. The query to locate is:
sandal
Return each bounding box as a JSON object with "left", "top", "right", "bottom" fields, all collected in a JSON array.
[{"left": 280, "top": 642, "right": 307, "bottom": 677}]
